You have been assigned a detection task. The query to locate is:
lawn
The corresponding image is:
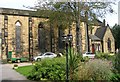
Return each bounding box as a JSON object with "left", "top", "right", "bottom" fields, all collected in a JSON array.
[{"left": 15, "top": 65, "right": 33, "bottom": 76}]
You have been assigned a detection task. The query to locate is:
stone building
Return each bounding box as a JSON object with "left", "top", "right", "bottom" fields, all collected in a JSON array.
[{"left": 0, "top": 8, "right": 115, "bottom": 59}]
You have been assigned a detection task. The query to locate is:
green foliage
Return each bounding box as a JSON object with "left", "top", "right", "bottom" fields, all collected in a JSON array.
[
  {"left": 14, "top": 64, "right": 18, "bottom": 67},
  {"left": 114, "top": 53, "right": 120, "bottom": 74},
  {"left": 78, "top": 59, "right": 113, "bottom": 81},
  {"left": 95, "top": 52, "right": 115, "bottom": 61},
  {"left": 68, "top": 48, "right": 82, "bottom": 80},
  {"left": 27, "top": 58, "right": 66, "bottom": 80},
  {"left": 111, "top": 73, "right": 120, "bottom": 82},
  {"left": 111, "top": 52, "right": 120, "bottom": 82},
  {"left": 112, "top": 24, "right": 120, "bottom": 49}
]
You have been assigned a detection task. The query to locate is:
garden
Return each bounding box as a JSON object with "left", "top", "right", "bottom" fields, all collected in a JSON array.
[{"left": 15, "top": 49, "right": 120, "bottom": 81}]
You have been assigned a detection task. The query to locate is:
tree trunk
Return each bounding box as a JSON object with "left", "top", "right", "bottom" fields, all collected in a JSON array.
[{"left": 76, "top": 20, "right": 82, "bottom": 54}]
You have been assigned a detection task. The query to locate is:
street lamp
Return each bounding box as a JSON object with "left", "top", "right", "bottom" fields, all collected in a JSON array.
[{"left": 62, "top": 33, "right": 73, "bottom": 81}]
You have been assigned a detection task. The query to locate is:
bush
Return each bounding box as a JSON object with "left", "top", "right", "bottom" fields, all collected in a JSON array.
[
  {"left": 112, "top": 53, "right": 120, "bottom": 81},
  {"left": 27, "top": 57, "right": 66, "bottom": 80},
  {"left": 78, "top": 59, "right": 113, "bottom": 81},
  {"left": 114, "top": 53, "right": 120, "bottom": 74},
  {"left": 95, "top": 52, "right": 115, "bottom": 61},
  {"left": 68, "top": 48, "right": 82, "bottom": 80},
  {"left": 111, "top": 73, "right": 120, "bottom": 82},
  {"left": 14, "top": 64, "right": 18, "bottom": 67}
]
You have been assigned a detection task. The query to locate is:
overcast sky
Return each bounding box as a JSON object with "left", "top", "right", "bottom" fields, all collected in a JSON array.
[{"left": 0, "top": 0, "right": 119, "bottom": 27}]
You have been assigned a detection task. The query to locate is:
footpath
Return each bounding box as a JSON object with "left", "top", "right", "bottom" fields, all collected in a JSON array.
[{"left": 0, "top": 62, "right": 34, "bottom": 82}]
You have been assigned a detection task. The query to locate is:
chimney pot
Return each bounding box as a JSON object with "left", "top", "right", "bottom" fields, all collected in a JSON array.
[{"left": 103, "top": 19, "right": 105, "bottom": 26}]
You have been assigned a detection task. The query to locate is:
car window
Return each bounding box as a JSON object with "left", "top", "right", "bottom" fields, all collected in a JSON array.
[{"left": 45, "top": 53, "right": 52, "bottom": 55}]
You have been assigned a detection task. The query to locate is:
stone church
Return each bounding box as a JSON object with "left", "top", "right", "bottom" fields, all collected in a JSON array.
[{"left": 0, "top": 8, "right": 115, "bottom": 59}]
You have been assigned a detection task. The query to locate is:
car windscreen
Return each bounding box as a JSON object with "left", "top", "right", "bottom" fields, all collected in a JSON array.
[{"left": 45, "top": 53, "right": 52, "bottom": 55}]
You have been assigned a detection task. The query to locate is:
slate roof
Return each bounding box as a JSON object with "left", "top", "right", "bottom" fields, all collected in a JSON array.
[
  {"left": 89, "top": 34, "right": 101, "bottom": 41},
  {"left": 94, "top": 26, "right": 107, "bottom": 40}
]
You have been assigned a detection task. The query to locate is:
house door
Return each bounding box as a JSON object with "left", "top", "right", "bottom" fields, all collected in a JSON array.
[{"left": 92, "top": 44, "right": 95, "bottom": 53}]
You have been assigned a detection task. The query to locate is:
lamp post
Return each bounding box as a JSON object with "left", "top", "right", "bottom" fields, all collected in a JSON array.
[{"left": 62, "top": 33, "right": 73, "bottom": 81}]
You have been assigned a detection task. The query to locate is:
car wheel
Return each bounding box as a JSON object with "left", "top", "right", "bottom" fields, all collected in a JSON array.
[
  {"left": 37, "top": 58, "right": 41, "bottom": 61},
  {"left": 17, "top": 59, "right": 21, "bottom": 63}
]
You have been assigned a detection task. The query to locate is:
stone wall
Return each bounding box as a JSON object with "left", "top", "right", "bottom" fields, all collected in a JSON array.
[
  {"left": 1, "top": 13, "right": 49, "bottom": 59},
  {"left": 103, "top": 27, "right": 115, "bottom": 53},
  {"left": 0, "top": 8, "right": 115, "bottom": 59}
]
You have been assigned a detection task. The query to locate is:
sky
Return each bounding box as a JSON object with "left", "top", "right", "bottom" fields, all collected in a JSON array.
[{"left": 0, "top": 0, "right": 119, "bottom": 27}]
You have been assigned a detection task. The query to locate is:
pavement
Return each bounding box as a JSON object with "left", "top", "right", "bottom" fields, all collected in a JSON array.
[{"left": 0, "top": 62, "right": 33, "bottom": 82}]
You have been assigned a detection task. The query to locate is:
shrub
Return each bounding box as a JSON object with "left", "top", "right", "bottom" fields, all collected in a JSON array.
[
  {"left": 111, "top": 73, "right": 120, "bottom": 82},
  {"left": 112, "top": 53, "right": 120, "bottom": 81},
  {"left": 68, "top": 48, "right": 82, "bottom": 80},
  {"left": 78, "top": 59, "right": 113, "bottom": 81},
  {"left": 95, "top": 52, "right": 115, "bottom": 61},
  {"left": 114, "top": 53, "right": 120, "bottom": 74},
  {"left": 14, "top": 64, "right": 18, "bottom": 67},
  {"left": 27, "top": 57, "right": 66, "bottom": 80}
]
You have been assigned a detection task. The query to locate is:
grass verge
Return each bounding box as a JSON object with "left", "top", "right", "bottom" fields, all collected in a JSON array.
[{"left": 15, "top": 65, "right": 33, "bottom": 76}]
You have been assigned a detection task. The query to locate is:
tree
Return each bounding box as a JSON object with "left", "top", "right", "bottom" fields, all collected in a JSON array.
[
  {"left": 112, "top": 24, "right": 120, "bottom": 50},
  {"left": 31, "top": 0, "right": 115, "bottom": 53},
  {"left": 67, "top": 1, "right": 115, "bottom": 53}
]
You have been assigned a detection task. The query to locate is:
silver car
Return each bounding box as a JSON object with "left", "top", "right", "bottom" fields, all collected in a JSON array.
[
  {"left": 83, "top": 52, "right": 95, "bottom": 58},
  {"left": 34, "top": 52, "right": 57, "bottom": 61}
]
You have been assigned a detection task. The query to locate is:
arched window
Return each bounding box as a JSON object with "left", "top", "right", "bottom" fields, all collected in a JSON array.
[
  {"left": 107, "top": 38, "right": 111, "bottom": 52},
  {"left": 38, "top": 22, "right": 45, "bottom": 52},
  {"left": 15, "top": 21, "right": 21, "bottom": 54}
]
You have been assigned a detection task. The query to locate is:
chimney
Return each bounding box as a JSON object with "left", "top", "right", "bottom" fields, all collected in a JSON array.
[
  {"left": 103, "top": 19, "right": 105, "bottom": 26},
  {"left": 107, "top": 24, "right": 109, "bottom": 27}
]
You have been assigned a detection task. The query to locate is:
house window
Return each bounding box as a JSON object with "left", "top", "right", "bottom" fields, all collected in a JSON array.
[
  {"left": 97, "top": 44, "right": 100, "bottom": 51},
  {"left": 107, "top": 38, "right": 111, "bottom": 52},
  {"left": 15, "top": 21, "right": 21, "bottom": 54}
]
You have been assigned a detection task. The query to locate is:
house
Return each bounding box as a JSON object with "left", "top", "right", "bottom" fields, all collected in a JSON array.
[
  {"left": 0, "top": 8, "right": 115, "bottom": 59},
  {"left": 89, "top": 21, "right": 115, "bottom": 53}
]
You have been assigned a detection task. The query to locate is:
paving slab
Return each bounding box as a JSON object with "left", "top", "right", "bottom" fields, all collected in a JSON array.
[{"left": 0, "top": 62, "right": 33, "bottom": 82}]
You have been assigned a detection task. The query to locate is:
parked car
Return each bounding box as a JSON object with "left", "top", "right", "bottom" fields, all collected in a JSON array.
[
  {"left": 83, "top": 52, "right": 95, "bottom": 58},
  {"left": 34, "top": 52, "right": 57, "bottom": 61},
  {"left": 57, "top": 53, "right": 63, "bottom": 57}
]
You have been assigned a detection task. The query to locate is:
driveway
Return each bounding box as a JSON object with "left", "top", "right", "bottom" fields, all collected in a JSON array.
[{"left": 0, "top": 62, "right": 33, "bottom": 82}]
